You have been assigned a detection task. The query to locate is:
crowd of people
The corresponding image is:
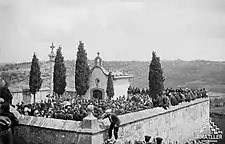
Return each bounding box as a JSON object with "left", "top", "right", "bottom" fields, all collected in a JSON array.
[
  {"left": 15, "top": 87, "right": 208, "bottom": 121},
  {"left": 0, "top": 76, "right": 210, "bottom": 144}
]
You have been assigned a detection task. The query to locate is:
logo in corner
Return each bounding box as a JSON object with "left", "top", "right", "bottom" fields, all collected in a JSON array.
[{"left": 197, "top": 118, "right": 223, "bottom": 143}]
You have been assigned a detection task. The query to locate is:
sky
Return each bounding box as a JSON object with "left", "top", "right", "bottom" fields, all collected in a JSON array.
[{"left": 0, "top": 0, "right": 225, "bottom": 63}]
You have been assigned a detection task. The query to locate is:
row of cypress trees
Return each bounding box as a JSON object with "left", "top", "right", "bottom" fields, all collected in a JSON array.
[
  {"left": 29, "top": 46, "right": 67, "bottom": 103},
  {"left": 29, "top": 41, "right": 115, "bottom": 102},
  {"left": 28, "top": 41, "right": 164, "bottom": 102}
]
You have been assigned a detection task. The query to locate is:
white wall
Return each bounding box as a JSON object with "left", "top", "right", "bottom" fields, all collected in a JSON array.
[
  {"left": 113, "top": 78, "right": 130, "bottom": 100},
  {"left": 86, "top": 67, "right": 108, "bottom": 99},
  {"left": 31, "top": 90, "right": 49, "bottom": 103},
  {"left": 86, "top": 67, "right": 132, "bottom": 100},
  {"left": 12, "top": 90, "right": 49, "bottom": 105}
]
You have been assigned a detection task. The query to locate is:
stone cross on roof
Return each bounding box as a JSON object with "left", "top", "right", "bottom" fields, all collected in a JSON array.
[
  {"left": 50, "top": 43, "right": 55, "bottom": 53},
  {"left": 97, "top": 52, "right": 100, "bottom": 57}
]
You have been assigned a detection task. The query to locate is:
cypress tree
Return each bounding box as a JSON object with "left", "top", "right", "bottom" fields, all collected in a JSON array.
[
  {"left": 148, "top": 51, "right": 165, "bottom": 100},
  {"left": 75, "top": 41, "right": 90, "bottom": 96},
  {"left": 106, "top": 72, "right": 114, "bottom": 100},
  {"left": 53, "top": 46, "right": 67, "bottom": 97},
  {"left": 29, "top": 53, "right": 42, "bottom": 103}
]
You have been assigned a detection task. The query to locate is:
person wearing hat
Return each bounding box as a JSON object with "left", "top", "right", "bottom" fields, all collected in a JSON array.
[
  {"left": 101, "top": 109, "right": 121, "bottom": 141},
  {"left": 156, "top": 137, "right": 163, "bottom": 144},
  {"left": 144, "top": 135, "right": 151, "bottom": 144}
]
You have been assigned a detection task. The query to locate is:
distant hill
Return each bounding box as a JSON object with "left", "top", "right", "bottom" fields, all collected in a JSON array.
[{"left": 0, "top": 60, "right": 225, "bottom": 93}]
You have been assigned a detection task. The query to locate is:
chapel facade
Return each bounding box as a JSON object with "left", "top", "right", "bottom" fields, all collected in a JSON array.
[{"left": 85, "top": 52, "right": 133, "bottom": 100}]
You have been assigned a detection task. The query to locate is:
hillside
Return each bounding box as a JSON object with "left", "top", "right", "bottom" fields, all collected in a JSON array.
[{"left": 0, "top": 60, "right": 225, "bottom": 93}]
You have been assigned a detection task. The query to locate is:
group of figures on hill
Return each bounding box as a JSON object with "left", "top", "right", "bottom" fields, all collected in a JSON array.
[{"left": 15, "top": 87, "right": 208, "bottom": 121}]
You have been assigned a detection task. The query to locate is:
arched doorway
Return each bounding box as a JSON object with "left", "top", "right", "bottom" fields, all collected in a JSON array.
[{"left": 93, "top": 89, "right": 103, "bottom": 99}]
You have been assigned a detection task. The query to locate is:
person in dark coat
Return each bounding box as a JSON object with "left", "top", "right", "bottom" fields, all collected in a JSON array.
[
  {"left": 0, "top": 100, "right": 18, "bottom": 144},
  {"left": 0, "top": 101, "right": 19, "bottom": 134},
  {"left": 156, "top": 137, "right": 163, "bottom": 144},
  {"left": 144, "top": 135, "right": 151, "bottom": 143},
  {"left": 155, "top": 95, "right": 164, "bottom": 108},
  {"left": 162, "top": 95, "right": 170, "bottom": 110},
  {"left": 0, "top": 115, "right": 13, "bottom": 144},
  {"left": 102, "top": 109, "right": 121, "bottom": 141},
  {"left": 169, "top": 94, "right": 178, "bottom": 106},
  {"left": 0, "top": 79, "right": 13, "bottom": 105}
]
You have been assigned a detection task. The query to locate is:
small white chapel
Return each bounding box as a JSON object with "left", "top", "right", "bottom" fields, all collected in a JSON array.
[{"left": 85, "top": 52, "right": 133, "bottom": 100}]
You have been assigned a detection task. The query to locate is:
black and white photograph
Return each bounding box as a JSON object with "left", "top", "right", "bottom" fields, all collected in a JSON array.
[{"left": 0, "top": 0, "right": 224, "bottom": 144}]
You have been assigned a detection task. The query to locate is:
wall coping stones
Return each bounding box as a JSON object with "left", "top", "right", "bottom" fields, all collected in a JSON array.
[
  {"left": 16, "top": 98, "right": 209, "bottom": 135},
  {"left": 97, "top": 98, "right": 209, "bottom": 133},
  {"left": 18, "top": 116, "right": 83, "bottom": 132},
  {"left": 82, "top": 105, "right": 100, "bottom": 130}
]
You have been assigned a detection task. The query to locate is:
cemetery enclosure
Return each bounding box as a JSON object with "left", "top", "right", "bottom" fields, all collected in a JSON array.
[{"left": 13, "top": 98, "right": 209, "bottom": 144}]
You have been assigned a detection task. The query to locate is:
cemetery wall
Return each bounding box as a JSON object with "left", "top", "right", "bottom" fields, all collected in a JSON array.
[
  {"left": 13, "top": 116, "right": 95, "bottom": 144},
  {"left": 100, "top": 98, "right": 210, "bottom": 143},
  {"left": 13, "top": 98, "right": 209, "bottom": 144}
]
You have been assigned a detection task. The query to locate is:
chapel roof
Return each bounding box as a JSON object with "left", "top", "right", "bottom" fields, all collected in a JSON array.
[{"left": 92, "top": 52, "right": 133, "bottom": 79}]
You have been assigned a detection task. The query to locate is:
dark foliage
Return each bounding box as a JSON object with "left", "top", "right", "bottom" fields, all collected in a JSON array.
[
  {"left": 75, "top": 41, "right": 90, "bottom": 96},
  {"left": 106, "top": 72, "right": 114, "bottom": 100},
  {"left": 53, "top": 46, "right": 67, "bottom": 96},
  {"left": 29, "top": 53, "right": 42, "bottom": 103},
  {"left": 148, "top": 51, "right": 165, "bottom": 99}
]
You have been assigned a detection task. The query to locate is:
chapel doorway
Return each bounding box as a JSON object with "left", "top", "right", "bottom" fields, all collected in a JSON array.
[{"left": 93, "top": 89, "right": 103, "bottom": 99}]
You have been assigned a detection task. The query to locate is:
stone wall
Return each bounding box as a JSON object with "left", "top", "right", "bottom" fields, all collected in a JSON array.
[
  {"left": 102, "top": 98, "right": 210, "bottom": 143},
  {"left": 13, "top": 116, "right": 105, "bottom": 144},
  {"left": 13, "top": 116, "right": 84, "bottom": 144},
  {"left": 13, "top": 98, "right": 209, "bottom": 144}
]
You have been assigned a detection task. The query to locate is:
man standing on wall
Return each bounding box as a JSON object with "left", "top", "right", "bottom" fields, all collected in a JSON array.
[{"left": 101, "top": 109, "right": 121, "bottom": 142}]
